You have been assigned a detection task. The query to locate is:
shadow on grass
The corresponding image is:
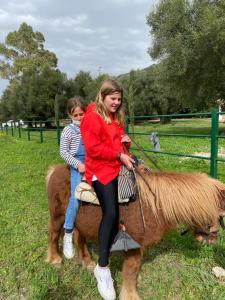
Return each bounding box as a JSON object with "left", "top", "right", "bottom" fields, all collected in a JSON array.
[
  {"left": 143, "top": 229, "right": 225, "bottom": 267},
  {"left": 142, "top": 228, "right": 215, "bottom": 264},
  {"left": 83, "top": 228, "right": 225, "bottom": 273}
]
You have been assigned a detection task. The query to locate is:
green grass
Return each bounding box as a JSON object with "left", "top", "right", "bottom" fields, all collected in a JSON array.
[{"left": 1, "top": 119, "right": 225, "bottom": 299}]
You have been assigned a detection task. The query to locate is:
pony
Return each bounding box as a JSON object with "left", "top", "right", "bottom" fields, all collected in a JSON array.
[{"left": 46, "top": 163, "right": 225, "bottom": 300}]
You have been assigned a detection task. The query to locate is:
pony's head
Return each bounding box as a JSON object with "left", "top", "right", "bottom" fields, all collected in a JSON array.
[
  {"left": 190, "top": 208, "right": 225, "bottom": 244},
  {"left": 189, "top": 219, "right": 220, "bottom": 244},
  {"left": 135, "top": 161, "right": 225, "bottom": 244}
]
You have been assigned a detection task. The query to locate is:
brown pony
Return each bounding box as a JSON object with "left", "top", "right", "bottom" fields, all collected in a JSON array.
[{"left": 46, "top": 163, "right": 225, "bottom": 300}]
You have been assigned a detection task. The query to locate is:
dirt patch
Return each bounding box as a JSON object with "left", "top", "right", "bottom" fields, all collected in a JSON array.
[{"left": 181, "top": 148, "right": 225, "bottom": 159}]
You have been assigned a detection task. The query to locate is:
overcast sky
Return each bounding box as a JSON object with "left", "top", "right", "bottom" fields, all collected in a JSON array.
[{"left": 0, "top": 0, "right": 158, "bottom": 96}]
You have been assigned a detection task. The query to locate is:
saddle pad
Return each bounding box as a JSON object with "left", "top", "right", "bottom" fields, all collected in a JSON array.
[{"left": 75, "top": 181, "right": 129, "bottom": 205}]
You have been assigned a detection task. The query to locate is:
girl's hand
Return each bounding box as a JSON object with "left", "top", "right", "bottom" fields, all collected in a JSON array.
[
  {"left": 78, "top": 163, "right": 85, "bottom": 173},
  {"left": 121, "top": 134, "right": 131, "bottom": 143},
  {"left": 120, "top": 153, "right": 135, "bottom": 170}
]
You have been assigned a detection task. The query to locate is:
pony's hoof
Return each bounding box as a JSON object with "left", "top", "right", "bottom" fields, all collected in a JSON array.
[
  {"left": 45, "top": 255, "right": 62, "bottom": 265},
  {"left": 119, "top": 292, "right": 141, "bottom": 300},
  {"left": 82, "top": 260, "right": 96, "bottom": 272},
  {"left": 86, "top": 261, "right": 96, "bottom": 272}
]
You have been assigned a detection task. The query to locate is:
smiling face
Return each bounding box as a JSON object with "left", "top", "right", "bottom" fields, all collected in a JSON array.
[
  {"left": 103, "top": 91, "right": 122, "bottom": 114},
  {"left": 70, "top": 106, "right": 85, "bottom": 122}
]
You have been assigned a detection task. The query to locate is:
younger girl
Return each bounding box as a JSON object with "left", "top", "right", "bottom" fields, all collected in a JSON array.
[{"left": 60, "top": 97, "right": 86, "bottom": 259}]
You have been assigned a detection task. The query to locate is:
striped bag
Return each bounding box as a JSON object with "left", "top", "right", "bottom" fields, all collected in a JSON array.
[{"left": 118, "top": 165, "right": 137, "bottom": 201}]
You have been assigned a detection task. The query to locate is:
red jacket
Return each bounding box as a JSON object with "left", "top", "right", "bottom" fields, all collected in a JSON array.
[{"left": 81, "top": 103, "right": 126, "bottom": 185}]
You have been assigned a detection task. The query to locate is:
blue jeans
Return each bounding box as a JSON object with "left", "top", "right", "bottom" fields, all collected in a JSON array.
[{"left": 64, "top": 167, "right": 81, "bottom": 231}]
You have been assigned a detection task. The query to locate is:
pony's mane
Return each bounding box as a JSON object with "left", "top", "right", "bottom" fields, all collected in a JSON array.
[{"left": 136, "top": 165, "right": 225, "bottom": 227}]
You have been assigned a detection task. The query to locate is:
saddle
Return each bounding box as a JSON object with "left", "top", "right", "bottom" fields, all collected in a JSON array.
[{"left": 75, "top": 163, "right": 138, "bottom": 205}]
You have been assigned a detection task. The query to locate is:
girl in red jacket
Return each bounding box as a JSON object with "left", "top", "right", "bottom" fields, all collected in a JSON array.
[{"left": 81, "top": 79, "right": 134, "bottom": 300}]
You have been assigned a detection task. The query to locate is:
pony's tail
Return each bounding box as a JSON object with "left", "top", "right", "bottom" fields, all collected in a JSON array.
[{"left": 46, "top": 166, "right": 57, "bottom": 187}]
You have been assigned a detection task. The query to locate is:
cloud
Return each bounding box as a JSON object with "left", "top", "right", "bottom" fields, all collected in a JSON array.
[
  {"left": 0, "top": 9, "right": 9, "bottom": 20},
  {"left": 105, "top": 0, "right": 150, "bottom": 5},
  {"left": 52, "top": 15, "right": 88, "bottom": 27},
  {"left": 0, "top": 0, "right": 158, "bottom": 95},
  {"left": 7, "top": 2, "right": 36, "bottom": 13}
]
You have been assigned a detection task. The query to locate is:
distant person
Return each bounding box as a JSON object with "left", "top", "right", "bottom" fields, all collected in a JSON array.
[
  {"left": 60, "top": 97, "right": 86, "bottom": 259},
  {"left": 81, "top": 79, "right": 134, "bottom": 300}
]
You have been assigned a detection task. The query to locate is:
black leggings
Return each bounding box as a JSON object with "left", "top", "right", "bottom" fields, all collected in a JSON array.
[{"left": 92, "top": 177, "right": 119, "bottom": 267}]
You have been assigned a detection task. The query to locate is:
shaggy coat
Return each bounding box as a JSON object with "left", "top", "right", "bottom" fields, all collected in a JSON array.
[{"left": 46, "top": 164, "right": 225, "bottom": 300}]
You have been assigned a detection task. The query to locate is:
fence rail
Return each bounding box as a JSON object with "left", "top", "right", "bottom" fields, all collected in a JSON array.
[
  {"left": 126, "top": 110, "right": 225, "bottom": 178},
  {"left": 1, "top": 110, "right": 225, "bottom": 178}
]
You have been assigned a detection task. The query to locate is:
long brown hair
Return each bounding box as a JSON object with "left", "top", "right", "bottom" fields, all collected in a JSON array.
[{"left": 95, "top": 79, "right": 125, "bottom": 125}]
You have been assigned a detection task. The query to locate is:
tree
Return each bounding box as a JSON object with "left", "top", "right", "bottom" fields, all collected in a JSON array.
[
  {"left": 85, "top": 73, "right": 110, "bottom": 102},
  {"left": 72, "top": 71, "right": 93, "bottom": 103},
  {"left": 0, "top": 22, "right": 57, "bottom": 81},
  {"left": 0, "top": 67, "right": 67, "bottom": 122},
  {"left": 71, "top": 71, "right": 110, "bottom": 104},
  {"left": 119, "top": 72, "right": 136, "bottom": 133},
  {"left": 147, "top": 0, "right": 225, "bottom": 109},
  {"left": 118, "top": 66, "right": 182, "bottom": 122},
  {"left": 0, "top": 23, "right": 64, "bottom": 121}
]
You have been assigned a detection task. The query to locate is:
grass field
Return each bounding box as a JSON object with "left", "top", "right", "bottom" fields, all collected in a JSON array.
[{"left": 1, "top": 119, "right": 225, "bottom": 299}]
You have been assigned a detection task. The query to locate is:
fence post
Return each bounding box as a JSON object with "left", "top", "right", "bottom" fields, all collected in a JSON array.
[
  {"left": 0, "top": 123, "right": 3, "bottom": 133},
  {"left": 11, "top": 121, "right": 14, "bottom": 137},
  {"left": 40, "top": 122, "right": 43, "bottom": 143},
  {"left": 18, "top": 122, "right": 21, "bottom": 138},
  {"left": 210, "top": 109, "right": 219, "bottom": 178},
  {"left": 27, "top": 122, "right": 31, "bottom": 141},
  {"left": 125, "top": 116, "right": 129, "bottom": 134},
  {"left": 56, "top": 120, "right": 60, "bottom": 146}
]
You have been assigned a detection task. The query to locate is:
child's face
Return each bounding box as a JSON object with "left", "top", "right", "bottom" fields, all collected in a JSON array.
[
  {"left": 70, "top": 107, "right": 85, "bottom": 121},
  {"left": 103, "top": 92, "right": 122, "bottom": 113}
]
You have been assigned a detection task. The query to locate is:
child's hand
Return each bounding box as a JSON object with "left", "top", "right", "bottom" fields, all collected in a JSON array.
[
  {"left": 78, "top": 163, "right": 85, "bottom": 173},
  {"left": 121, "top": 134, "right": 131, "bottom": 143},
  {"left": 120, "top": 153, "right": 135, "bottom": 170}
]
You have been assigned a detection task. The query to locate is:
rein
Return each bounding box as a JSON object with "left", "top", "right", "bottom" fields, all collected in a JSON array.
[
  {"left": 129, "top": 136, "right": 162, "bottom": 171},
  {"left": 121, "top": 143, "right": 147, "bottom": 232}
]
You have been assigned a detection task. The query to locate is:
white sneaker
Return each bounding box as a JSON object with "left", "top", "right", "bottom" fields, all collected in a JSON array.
[
  {"left": 94, "top": 264, "right": 116, "bottom": 300},
  {"left": 63, "top": 232, "right": 75, "bottom": 259}
]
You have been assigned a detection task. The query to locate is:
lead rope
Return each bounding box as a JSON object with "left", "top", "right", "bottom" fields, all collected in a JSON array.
[
  {"left": 133, "top": 169, "right": 146, "bottom": 232},
  {"left": 130, "top": 136, "right": 162, "bottom": 172},
  {"left": 122, "top": 143, "right": 147, "bottom": 233},
  {"left": 127, "top": 137, "right": 162, "bottom": 232}
]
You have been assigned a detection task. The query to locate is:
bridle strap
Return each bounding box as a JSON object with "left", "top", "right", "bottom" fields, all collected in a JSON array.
[{"left": 120, "top": 143, "right": 146, "bottom": 232}]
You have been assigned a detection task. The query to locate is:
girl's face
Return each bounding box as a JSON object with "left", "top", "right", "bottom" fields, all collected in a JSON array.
[
  {"left": 70, "top": 106, "right": 85, "bottom": 121},
  {"left": 103, "top": 91, "right": 122, "bottom": 113}
]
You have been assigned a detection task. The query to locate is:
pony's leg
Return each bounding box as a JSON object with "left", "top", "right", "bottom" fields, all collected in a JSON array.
[
  {"left": 73, "top": 229, "right": 96, "bottom": 271},
  {"left": 120, "top": 248, "right": 143, "bottom": 300},
  {"left": 46, "top": 216, "right": 64, "bottom": 264}
]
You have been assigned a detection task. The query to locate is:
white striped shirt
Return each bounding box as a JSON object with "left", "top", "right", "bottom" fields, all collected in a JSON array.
[{"left": 60, "top": 124, "right": 83, "bottom": 169}]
